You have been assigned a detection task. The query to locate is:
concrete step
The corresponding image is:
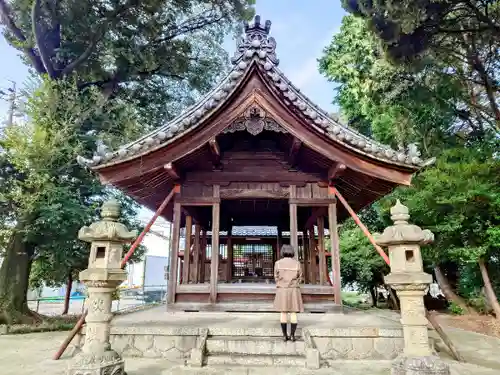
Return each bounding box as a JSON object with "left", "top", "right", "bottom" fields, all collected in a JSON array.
[
  {"left": 205, "top": 353, "right": 306, "bottom": 367},
  {"left": 206, "top": 335, "right": 305, "bottom": 356}
]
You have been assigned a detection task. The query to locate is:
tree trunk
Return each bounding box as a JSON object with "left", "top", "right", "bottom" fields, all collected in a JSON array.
[
  {"left": 462, "top": 36, "right": 500, "bottom": 131},
  {"left": 0, "top": 224, "right": 36, "bottom": 324},
  {"left": 385, "top": 285, "right": 400, "bottom": 311},
  {"left": 433, "top": 265, "right": 474, "bottom": 314},
  {"left": 369, "top": 286, "right": 377, "bottom": 307},
  {"left": 481, "top": 287, "right": 493, "bottom": 313},
  {"left": 62, "top": 272, "right": 73, "bottom": 315},
  {"left": 478, "top": 258, "right": 500, "bottom": 319}
]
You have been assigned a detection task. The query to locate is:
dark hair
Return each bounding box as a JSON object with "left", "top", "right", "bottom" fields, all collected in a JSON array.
[{"left": 281, "top": 245, "right": 295, "bottom": 258}]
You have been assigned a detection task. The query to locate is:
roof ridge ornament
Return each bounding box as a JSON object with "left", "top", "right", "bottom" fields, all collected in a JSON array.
[{"left": 231, "top": 15, "right": 279, "bottom": 67}]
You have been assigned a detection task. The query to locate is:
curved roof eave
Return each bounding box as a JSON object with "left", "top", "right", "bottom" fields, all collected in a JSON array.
[{"left": 76, "top": 15, "right": 430, "bottom": 172}]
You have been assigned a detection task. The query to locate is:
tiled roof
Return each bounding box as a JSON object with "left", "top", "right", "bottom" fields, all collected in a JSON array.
[{"left": 77, "top": 16, "right": 430, "bottom": 170}]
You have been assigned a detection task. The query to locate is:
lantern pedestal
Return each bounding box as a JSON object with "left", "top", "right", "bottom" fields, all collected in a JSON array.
[
  {"left": 376, "top": 201, "right": 450, "bottom": 375},
  {"left": 67, "top": 199, "right": 136, "bottom": 375}
]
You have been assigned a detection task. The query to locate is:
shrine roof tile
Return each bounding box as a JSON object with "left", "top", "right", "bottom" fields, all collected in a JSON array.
[{"left": 77, "top": 15, "right": 432, "bottom": 171}]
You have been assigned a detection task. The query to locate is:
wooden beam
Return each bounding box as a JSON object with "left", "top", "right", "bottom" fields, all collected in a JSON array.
[
  {"left": 276, "top": 226, "right": 282, "bottom": 260},
  {"left": 209, "top": 138, "right": 221, "bottom": 169},
  {"left": 317, "top": 216, "right": 326, "bottom": 285},
  {"left": 192, "top": 224, "right": 201, "bottom": 283},
  {"left": 328, "top": 162, "right": 346, "bottom": 181},
  {"left": 176, "top": 197, "right": 221, "bottom": 206},
  {"left": 200, "top": 229, "right": 207, "bottom": 283},
  {"left": 182, "top": 216, "right": 193, "bottom": 284},
  {"left": 308, "top": 227, "right": 317, "bottom": 285},
  {"left": 303, "top": 228, "right": 310, "bottom": 284},
  {"left": 328, "top": 199, "right": 342, "bottom": 305},
  {"left": 209, "top": 185, "right": 220, "bottom": 303},
  {"left": 164, "top": 162, "right": 181, "bottom": 181},
  {"left": 167, "top": 201, "right": 181, "bottom": 304},
  {"left": 289, "top": 185, "right": 298, "bottom": 258},
  {"left": 288, "top": 137, "right": 302, "bottom": 167},
  {"left": 289, "top": 198, "right": 337, "bottom": 206},
  {"left": 226, "top": 225, "right": 233, "bottom": 283}
]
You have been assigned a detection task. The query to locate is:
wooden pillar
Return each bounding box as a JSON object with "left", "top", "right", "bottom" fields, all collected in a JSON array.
[
  {"left": 226, "top": 225, "right": 233, "bottom": 282},
  {"left": 276, "top": 226, "right": 282, "bottom": 260},
  {"left": 200, "top": 229, "right": 207, "bottom": 282},
  {"left": 167, "top": 202, "right": 181, "bottom": 304},
  {"left": 303, "top": 228, "right": 310, "bottom": 284},
  {"left": 308, "top": 227, "right": 317, "bottom": 284},
  {"left": 182, "top": 216, "right": 192, "bottom": 284},
  {"left": 289, "top": 185, "right": 298, "bottom": 258},
  {"left": 318, "top": 216, "right": 326, "bottom": 285},
  {"left": 192, "top": 223, "right": 201, "bottom": 283},
  {"left": 328, "top": 199, "right": 342, "bottom": 305},
  {"left": 209, "top": 185, "right": 220, "bottom": 303}
]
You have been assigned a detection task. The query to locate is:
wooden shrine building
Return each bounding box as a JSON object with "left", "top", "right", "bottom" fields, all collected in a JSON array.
[{"left": 78, "top": 16, "right": 427, "bottom": 312}]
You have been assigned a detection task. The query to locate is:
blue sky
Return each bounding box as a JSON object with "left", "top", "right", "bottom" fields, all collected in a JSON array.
[{"left": 0, "top": 0, "right": 345, "bottom": 116}]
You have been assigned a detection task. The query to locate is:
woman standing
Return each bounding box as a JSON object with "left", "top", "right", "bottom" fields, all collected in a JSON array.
[{"left": 273, "top": 244, "right": 304, "bottom": 342}]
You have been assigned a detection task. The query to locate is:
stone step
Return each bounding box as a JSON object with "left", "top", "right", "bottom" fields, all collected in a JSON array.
[
  {"left": 208, "top": 327, "right": 303, "bottom": 337},
  {"left": 206, "top": 335, "right": 305, "bottom": 356},
  {"left": 163, "top": 360, "right": 394, "bottom": 374},
  {"left": 204, "top": 353, "right": 306, "bottom": 367}
]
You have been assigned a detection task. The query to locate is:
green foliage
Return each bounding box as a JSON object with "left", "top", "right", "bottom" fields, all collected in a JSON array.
[
  {"left": 0, "top": 79, "right": 146, "bottom": 290},
  {"left": 388, "top": 145, "right": 500, "bottom": 264},
  {"left": 321, "top": 10, "right": 500, "bottom": 312},
  {"left": 341, "top": 0, "right": 500, "bottom": 133},
  {"left": 383, "top": 144, "right": 500, "bottom": 302},
  {"left": 319, "top": 15, "right": 460, "bottom": 154},
  {"left": 2, "top": 0, "right": 255, "bottom": 127},
  {"left": 448, "top": 302, "right": 465, "bottom": 316}
]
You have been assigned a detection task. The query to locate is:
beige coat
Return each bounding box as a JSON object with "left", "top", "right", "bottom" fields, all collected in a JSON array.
[{"left": 273, "top": 257, "right": 304, "bottom": 313}]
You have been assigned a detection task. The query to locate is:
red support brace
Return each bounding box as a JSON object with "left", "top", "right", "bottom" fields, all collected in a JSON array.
[
  {"left": 329, "top": 186, "right": 390, "bottom": 266},
  {"left": 121, "top": 185, "right": 180, "bottom": 267}
]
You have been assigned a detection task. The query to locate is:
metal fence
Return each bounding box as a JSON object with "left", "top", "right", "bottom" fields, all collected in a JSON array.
[{"left": 27, "top": 285, "right": 167, "bottom": 316}]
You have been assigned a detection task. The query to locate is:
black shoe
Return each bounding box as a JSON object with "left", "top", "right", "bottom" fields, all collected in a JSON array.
[
  {"left": 290, "top": 323, "right": 297, "bottom": 342},
  {"left": 280, "top": 323, "right": 289, "bottom": 341}
]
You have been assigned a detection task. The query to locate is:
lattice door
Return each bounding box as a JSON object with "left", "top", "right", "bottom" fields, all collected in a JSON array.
[{"left": 232, "top": 243, "right": 274, "bottom": 280}]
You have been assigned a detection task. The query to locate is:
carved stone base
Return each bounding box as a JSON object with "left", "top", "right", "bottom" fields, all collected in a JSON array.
[
  {"left": 391, "top": 355, "right": 450, "bottom": 375},
  {"left": 68, "top": 349, "right": 125, "bottom": 375}
]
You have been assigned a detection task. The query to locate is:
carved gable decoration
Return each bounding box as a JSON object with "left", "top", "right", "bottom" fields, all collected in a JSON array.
[{"left": 223, "top": 104, "right": 287, "bottom": 136}]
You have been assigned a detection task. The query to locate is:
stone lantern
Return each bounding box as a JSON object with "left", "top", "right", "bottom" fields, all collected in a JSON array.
[
  {"left": 68, "top": 199, "right": 137, "bottom": 375},
  {"left": 376, "top": 200, "right": 449, "bottom": 375}
]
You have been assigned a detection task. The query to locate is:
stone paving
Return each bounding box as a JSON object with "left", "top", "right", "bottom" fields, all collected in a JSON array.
[{"left": 2, "top": 322, "right": 500, "bottom": 375}]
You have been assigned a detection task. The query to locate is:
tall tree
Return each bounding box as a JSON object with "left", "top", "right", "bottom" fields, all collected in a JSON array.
[
  {"left": 0, "top": 79, "right": 144, "bottom": 322},
  {"left": 1, "top": 0, "right": 255, "bottom": 126},
  {"left": 320, "top": 12, "right": 500, "bottom": 313},
  {"left": 319, "top": 15, "right": 462, "bottom": 154},
  {"left": 341, "top": 0, "right": 500, "bottom": 133},
  {"left": 0, "top": 0, "right": 255, "bottom": 323},
  {"left": 388, "top": 144, "right": 500, "bottom": 317}
]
